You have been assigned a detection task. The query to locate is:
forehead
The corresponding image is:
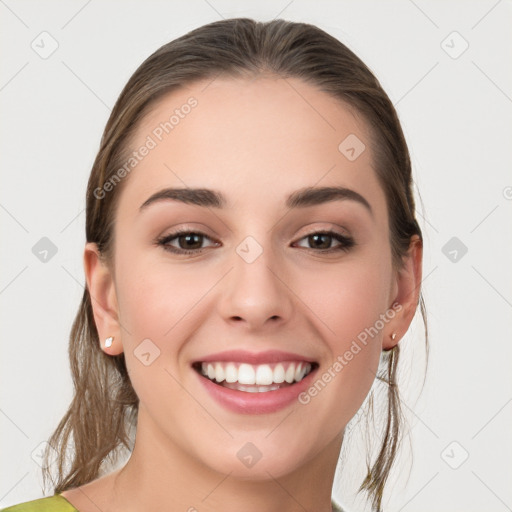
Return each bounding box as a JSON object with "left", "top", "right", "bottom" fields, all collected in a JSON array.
[{"left": 117, "top": 76, "right": 386, "bottom": 219}]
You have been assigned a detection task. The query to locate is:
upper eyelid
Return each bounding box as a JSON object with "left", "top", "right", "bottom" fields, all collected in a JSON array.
[{"left": 160, "top": 220, "right": 351, "bottom": 237}]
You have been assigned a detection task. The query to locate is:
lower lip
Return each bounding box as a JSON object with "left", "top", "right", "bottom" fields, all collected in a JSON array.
[{"left": 195, "top": 367, "right": 318, "bottom": 414}]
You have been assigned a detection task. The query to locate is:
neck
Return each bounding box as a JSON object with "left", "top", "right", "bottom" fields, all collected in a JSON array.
[{"left": 110, "top": 408, "right": 343, "bottom": 512}]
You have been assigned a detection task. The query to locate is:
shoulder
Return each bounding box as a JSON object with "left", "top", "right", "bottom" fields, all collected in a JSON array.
[{"left": 0, "top": 495, "right": 78, "bottom": 512}]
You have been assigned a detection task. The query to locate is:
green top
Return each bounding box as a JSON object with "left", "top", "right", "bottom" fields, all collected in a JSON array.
[
  {"left": 0, "top": 495, "right": 77, "bottom": 511},
  {"left": 1, "top": 494, "right": 345, "bottom": 511}
]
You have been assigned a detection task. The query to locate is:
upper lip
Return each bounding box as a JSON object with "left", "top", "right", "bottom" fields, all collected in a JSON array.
[{"left": 192, "top": 350, "right": 317, "bottom": 365}]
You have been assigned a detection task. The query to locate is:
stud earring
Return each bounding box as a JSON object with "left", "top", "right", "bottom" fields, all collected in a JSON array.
[
  {"left": 105, "top": 336, "right": 114, "bottom": 348},
  {"left": 391, "top": 333, "right": 397, "bottom": 341}
]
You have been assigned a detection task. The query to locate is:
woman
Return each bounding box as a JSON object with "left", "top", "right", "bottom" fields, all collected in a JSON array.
[{"left": 2, "top": 17, "right": 426, "bottom": 512}]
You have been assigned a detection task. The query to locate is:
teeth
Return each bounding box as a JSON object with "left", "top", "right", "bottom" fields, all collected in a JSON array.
[
  {"left": 215, "top": 363, "right": 225, "bottom": 383},
  {"left": 294, "top": 362, "right": 303, "bottom": 382},
  {"left": 273, "top": 363, "right": 285, "bottom": 383},
  {"left": 238, "top": 364, "right": 256, "bottom": 385},
  {"left": 198, "top": 361, "right": 313, "bottom": 386},
  {"left": 225, "top": 363, "right": 237, "bottom": 383},
  {"left": 223, "top": 383, "right": 282, "bottom": 393},
  {"left": 255, "top": 364, "right": 274, "bottom": 385},
  {"left": 285, "top": 364, "right": 295, "bottom": 383}
]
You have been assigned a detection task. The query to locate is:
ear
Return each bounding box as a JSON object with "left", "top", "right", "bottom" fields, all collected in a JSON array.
[
  {"left": 84, "top": 242, "right": 124, "bottom": 355},
  {"left": 383, "top": 235, "right": 423, "bottom": 350}
]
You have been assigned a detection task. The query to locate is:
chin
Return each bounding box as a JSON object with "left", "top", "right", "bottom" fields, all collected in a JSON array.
[
  {"left": 194, "top": 432, "right": 322, "bottom": 482},
  {"left": 209, "top": 454, "right": 309, "bottom": 482}
]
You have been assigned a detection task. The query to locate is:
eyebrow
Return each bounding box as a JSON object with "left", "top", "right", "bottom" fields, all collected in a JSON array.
[{"left": 139, "top": 186, "right": 373, "bottom": 216}]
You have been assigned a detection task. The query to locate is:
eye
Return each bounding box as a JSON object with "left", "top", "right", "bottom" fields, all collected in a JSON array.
[
  {"left": 156, "top": 229, "right": 355, "bottom": 256},
  {"left": 294, "top": 230, "right": 355, "bottom": 253},
  {"left": 156, "top": 230, "right": 219, "bottom": 255}
]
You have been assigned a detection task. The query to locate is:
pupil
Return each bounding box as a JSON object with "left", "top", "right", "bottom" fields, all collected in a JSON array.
[
  {"left": 182, "top": 234, "right": 201, "bottom": 249},
  {"left": 310, "top": 234, "right": 330, "bottom": 249}
]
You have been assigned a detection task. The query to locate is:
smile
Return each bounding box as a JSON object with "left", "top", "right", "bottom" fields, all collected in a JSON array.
[{"left": 193, "top": 361, "right": 318, "bottom": 393}]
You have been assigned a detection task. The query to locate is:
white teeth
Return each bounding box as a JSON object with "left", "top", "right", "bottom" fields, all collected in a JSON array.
[
  {"left": 255, "top": 364, "right": 274, "bottom": 385},
  {"left": 238, "top": 363, "right": 256, "bottom": 385},
  {"left": 199, "top": 361, "right": 314, "bottom": 386},
  {"left": 284, "top": 365, "right": 295, "bottom": 383},
  {"left": 222, "top": 382, "right": 282, "bottom": 393},
  {"left": 225, "top": 363, "right": 237, "bottom": 383},
  {"left": 214, "top": 363, "right": 225, "bottom": 383},
  {"left": 294, "top": 362, "right": 303, "bottom": 382},
  {"left": 273, "top": 363, "right": 285, "bottom": 383}
]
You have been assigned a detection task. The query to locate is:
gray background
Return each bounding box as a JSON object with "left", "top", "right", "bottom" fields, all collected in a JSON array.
[{"left": 1, "top": 1, "right": 511, "bottom": 511}]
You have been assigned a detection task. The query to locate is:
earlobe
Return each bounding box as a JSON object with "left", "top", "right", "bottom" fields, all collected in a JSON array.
[
  {"left": 383, "top": 235, "right": 423, "bottom": 351},
  {"left": 383, "top": 331, "right": 399, "bottom": 352},
  {"left": 84, "top": 242, "right": 124, "bottom": 356}
]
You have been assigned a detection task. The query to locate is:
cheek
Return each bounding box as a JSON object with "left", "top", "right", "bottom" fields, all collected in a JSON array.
[
  {"left": 294, "top": 250, "right": 392, "bottom": 411},
  {"left": 113, "top": 250, "right": 217, "bottom": 393},
  {"left": 298, "top": 251, "right": 393, "bottom": 346},
  {"left": 114, "top": 255, "right": 202, "bottom": 418},
  {"left": 115, "top": 251, "right": 206, "bottom": 339}
]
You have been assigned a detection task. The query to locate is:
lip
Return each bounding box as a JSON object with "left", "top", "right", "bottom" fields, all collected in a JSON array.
[
  {"left": 192, "top": 349, "right": 317, "bottom": 365},
  {"left": 194, "top": 362, "right": 319, "bottom": 415}
]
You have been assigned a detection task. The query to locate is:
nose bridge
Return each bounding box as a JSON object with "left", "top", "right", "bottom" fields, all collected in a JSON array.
[{"left": 219, "top": 233, "right": 292, "bottom": 327}]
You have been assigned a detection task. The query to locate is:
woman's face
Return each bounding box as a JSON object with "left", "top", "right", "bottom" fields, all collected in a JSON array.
[{"left": 88, "top": 76, "right": 414, "bottom": 480}]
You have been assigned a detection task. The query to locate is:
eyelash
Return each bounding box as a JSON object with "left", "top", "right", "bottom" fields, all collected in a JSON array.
[{"left": 155, "top": 229, "right": 355, "bottom": 255}]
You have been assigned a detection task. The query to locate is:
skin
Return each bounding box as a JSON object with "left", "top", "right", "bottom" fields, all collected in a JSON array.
[{"left": 62, "top": 76, "right": 422, "bottom": 512}]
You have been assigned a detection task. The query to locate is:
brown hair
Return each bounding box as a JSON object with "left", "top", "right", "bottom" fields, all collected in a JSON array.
[{"left": 42, "top": 17, "right": 427, "bottom": 511}]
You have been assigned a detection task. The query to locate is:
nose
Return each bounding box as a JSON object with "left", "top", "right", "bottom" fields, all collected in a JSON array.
[{"left": 217, "top": 241, "right": 294, "bottom": 332}]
